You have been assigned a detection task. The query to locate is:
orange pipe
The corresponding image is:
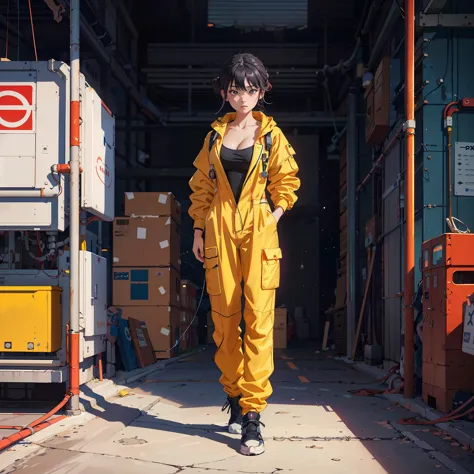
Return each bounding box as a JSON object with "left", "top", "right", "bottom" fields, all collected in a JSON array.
[
  {"left": 443, "top": 102, "right": 460, "bottom": 224},
  {"left": 25, "top": 393, "right": 71, "bottom": 429},
  {"left": 69, "top": 332, "right": 80, "bottom": 397},
  {"left": 0, "top": 394, "right": 70, "bottom": 452},
  {"left": 404, "top": 0, "right": 415, "bottom": 400},
  {"left": 98, "top": 352, "right": 103, "bottom": 382},
  {"left": 70, "top": 100, "right": 80, "bottom": 147},
  {"left": 53, "top": 164, "right": 83, "bottom": 174},
  {"left": 65, "top": 323, "right": 70, "bottom": 362},
  {"left": 443, "top": 101, "right": 459, "bottom": 119},
  {"left": 0, "top": 416, "right": 67, "bottom": 452}
]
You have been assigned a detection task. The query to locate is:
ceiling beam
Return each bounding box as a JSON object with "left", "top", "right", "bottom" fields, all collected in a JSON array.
[
  {"left": 116, "top": 113, "right": 347, "bottom": 130},
  {"left": 147, "top": 43, "right": 320, "bottom": 67},
  {"left": 423, "top": 0, "right": 448, "bottom": 14}
]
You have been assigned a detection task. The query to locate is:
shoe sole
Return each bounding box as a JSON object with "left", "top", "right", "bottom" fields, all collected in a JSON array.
[
  {"left": 240, "top": 444, "right": 265, "bottom": 456},
  {"left": 228, "top": 423, "right": 242, "bottom": 435}
]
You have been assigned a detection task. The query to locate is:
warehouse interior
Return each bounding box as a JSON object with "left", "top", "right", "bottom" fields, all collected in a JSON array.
[{"left": 2, "top": 0, "right": 474, "bottom": 450}]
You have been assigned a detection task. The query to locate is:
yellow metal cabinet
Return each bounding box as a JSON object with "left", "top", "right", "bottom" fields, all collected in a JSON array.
[{"left": 0, "top": 286, "right": 62, "bottom": 353}]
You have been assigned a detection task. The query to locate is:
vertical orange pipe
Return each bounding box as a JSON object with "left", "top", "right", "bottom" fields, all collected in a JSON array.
[
  {"left": 404, "top": 0, "right": 415, "bottom": 399},
  {"left": 98, "top": 352, "right": 103, "bottom": 382},
  {"left": 69, "top": 332, "right": 80, "bottom": 397}
]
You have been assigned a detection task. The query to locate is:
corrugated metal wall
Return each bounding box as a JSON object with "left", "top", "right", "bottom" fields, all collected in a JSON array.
[
  {"left": 208, "top": 0, "right": 308, "bottom": 28},
  {"left": 383, "top": 141, "right": 402, "bottom": 362}
]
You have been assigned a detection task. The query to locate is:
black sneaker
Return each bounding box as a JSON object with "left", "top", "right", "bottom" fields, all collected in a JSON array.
[
  {"left": 240, "top": 412, "right": 265, "bottom": 456},
  {"left": 222, "top": 395, "right": 242, "bottom": 434}
]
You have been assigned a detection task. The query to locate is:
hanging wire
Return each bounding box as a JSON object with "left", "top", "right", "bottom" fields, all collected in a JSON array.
[
  {"left": 322, "top": 76, "right": 339, "bottom": 135},
  {"left": 16, "top": 0, "right": 19, "bottom": 60},
  {"left": 424, "top": 31, "right": 452, "bottom": 101},
  {"left": 5, "top": 0, "right": 10, "bottom": 58},
  {"left": 27, "top": 0, "right": 38, "bottom": 61},
  {"left": 397, "top": 0, "right": 405, "bottom": 19}
]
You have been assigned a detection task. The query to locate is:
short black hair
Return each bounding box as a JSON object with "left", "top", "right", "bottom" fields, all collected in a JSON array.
[
  {"left": 213, "top": 53, "right": 271, "bottom": 94},
  {"left": 212, "top": 53, "right": 271, "bottom": 112}
]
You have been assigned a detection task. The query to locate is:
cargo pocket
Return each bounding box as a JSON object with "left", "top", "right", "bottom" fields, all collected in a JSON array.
[
  {"left": 262, "top": 248, "right": 282, "bottom": 290},
  {"left": 204, "top": 246, "right": 221, "bottom": 295}
]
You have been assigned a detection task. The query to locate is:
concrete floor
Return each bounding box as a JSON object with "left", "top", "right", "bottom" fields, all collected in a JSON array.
[{"left": 2, "top": 347, "right": 474, "bottom": 474}]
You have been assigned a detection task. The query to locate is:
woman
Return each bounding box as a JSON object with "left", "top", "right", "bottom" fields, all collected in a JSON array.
[{"left": 189, "top": 53, "right": 300, "bottom": 456}]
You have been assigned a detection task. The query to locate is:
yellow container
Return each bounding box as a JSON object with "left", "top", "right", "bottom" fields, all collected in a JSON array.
[{"left": 0, "top": 286, "right": 62, "bottom": 353}]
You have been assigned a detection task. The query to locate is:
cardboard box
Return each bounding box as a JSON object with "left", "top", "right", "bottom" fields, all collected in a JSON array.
[
  {"left": 274, "top": 308, "right": 287, "bottom": 349},
  {"left": 119, "top": 306, "right": 180, "bottom": 359},
  {"left": 113, "top": 267, "right": 180, "bottom": 307},
  {"left": 180, "top": 280, "right": 198, "bottom": 311},
  {"left": 113, "top": 216, "right": 180, "bottom": 269},
  {"left": 274, "top": 308, "right": 287, "bottom": 329},
  {"left": 274, "top": 327, "right": 287, "bottom": 349},
  {"left": 179, "top": 309, "right": 199, "bottom": 351},
  {"left": 180, "top": 308, "right": 198, "bottom": 326},
  {"left": 179, "top": 321, "right": 189, "bottom": 351},
  {"left": 124, "top": 192, "right": 181, "bottom": 224}
]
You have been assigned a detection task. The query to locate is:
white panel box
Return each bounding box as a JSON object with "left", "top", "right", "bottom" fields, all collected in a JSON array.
[
  {"left": 80, "top": 250, "right": 108, "bottom": 337},
  {"left": 0, "top": 61, "right": 68, "bottom": 231},
  {"left": 0, "top": 60, "right": 115, "bottom": 230},
  {"left": 80, "top": 335, "right": 106, "bottom": 364},
  {"left": 81, "top": 87, "right": 115, "bottom": 221}
]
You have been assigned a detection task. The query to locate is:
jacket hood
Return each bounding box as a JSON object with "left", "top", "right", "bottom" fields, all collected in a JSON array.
[{"left": 211, "top": 111, "right": 277, "bottom": 137}]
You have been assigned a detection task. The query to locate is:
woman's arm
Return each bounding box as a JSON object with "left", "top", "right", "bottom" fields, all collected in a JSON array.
[
  {"left": 267, "top": 129, "right": 301, "bottom": 215},
  {"left": 188, "top": 132, "right": 216, "bottom": 230}
]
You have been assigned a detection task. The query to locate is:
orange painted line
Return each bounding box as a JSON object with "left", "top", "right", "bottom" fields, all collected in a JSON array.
[
  {"left": 298, "top": 376, "right": 310, "bottom": 383},
  {"left": 287, "top": 362, "right": 298, "bottom": 370}
]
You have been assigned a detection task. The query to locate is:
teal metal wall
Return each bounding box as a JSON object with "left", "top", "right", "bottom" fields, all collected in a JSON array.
[{"left": 421, "top": 7, "right": 474, "bottom": 245}]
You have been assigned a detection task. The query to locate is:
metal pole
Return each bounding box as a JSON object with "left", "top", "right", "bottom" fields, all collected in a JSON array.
[
  {"left": 98, "top": 222, "right": 103, "bottom": 256},
  {"left": 8, "top": 232, "right": 15, "bottom": 270},
  {"left": 68, "top": 0, "right": 81, "bottom": 414},
  {"left": 347, "top": 85, "right": 358, "bottom": 358},
  {"left": 403, "top": 0, "right": 416, "bottom": 399}
]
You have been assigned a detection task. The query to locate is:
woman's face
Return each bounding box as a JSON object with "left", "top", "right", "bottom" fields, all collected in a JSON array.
[{"left": 222, "top": 79, "right": 264, "bottom": 113}]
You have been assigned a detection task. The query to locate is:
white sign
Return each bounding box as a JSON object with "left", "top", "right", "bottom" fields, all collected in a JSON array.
[
  {"left": 462, "top": 302, "right": 474, "bottom": 356},
  {"left": 454, "top": 142, "right": 474, "bottom": 196},
  {"left": 0, "top": 84, "right": 35, "bottom": 132}
]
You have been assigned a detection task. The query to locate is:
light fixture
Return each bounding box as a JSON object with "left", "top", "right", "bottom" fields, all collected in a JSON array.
[
  {"left": 362, "top": 71, "right": 373, "bottom": 89},
  {"left": 138, "top": 150, "right": 149, "bottom": 165}
]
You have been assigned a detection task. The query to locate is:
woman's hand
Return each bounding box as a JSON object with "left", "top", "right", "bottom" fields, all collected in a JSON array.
[
  {"left": 193, "top": 229, "right": 204, "bottom": 263},
  {"left": 272, "top": 206, "right": 284, "bottom": 224}
]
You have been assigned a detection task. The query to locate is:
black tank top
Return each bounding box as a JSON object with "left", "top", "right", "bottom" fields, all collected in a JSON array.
[{"left": 220, "top": 144, "right": 254, "bottom": 203}]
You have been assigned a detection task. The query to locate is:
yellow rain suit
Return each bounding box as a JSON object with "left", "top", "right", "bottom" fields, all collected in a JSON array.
[{"left": 189, "top": 111, "right": 300, "bottom": 414}]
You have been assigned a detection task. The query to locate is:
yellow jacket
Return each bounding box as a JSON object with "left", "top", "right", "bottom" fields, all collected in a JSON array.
[{"left": 189, "top": 111, "right": 300, "bottom": 231}]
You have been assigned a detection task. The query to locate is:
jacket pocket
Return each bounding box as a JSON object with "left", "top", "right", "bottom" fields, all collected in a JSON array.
[
  {"left": 204, "top": 246, "right": 221, "bottom": 295},
  {"left": 262, "top": 248, "right": 282, "bottom": 290},
  {"left": 266, "top": 209, "right": 278, "bottom": 226}
]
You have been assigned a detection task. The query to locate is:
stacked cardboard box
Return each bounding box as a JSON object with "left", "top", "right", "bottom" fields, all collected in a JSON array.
[
  {"left": 274, "top": 308, "right": 287, "bottom": 349},
  {"left": 113, "top": 192, "right": 182, "bottom": 359},
  {"left": 179, "top": 280, "right": 199, "bottom": 352}
]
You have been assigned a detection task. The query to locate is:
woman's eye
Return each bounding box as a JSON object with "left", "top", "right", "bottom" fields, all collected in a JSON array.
[{"left": 248, "top": 89, "right": 257, "bottom": 95}]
